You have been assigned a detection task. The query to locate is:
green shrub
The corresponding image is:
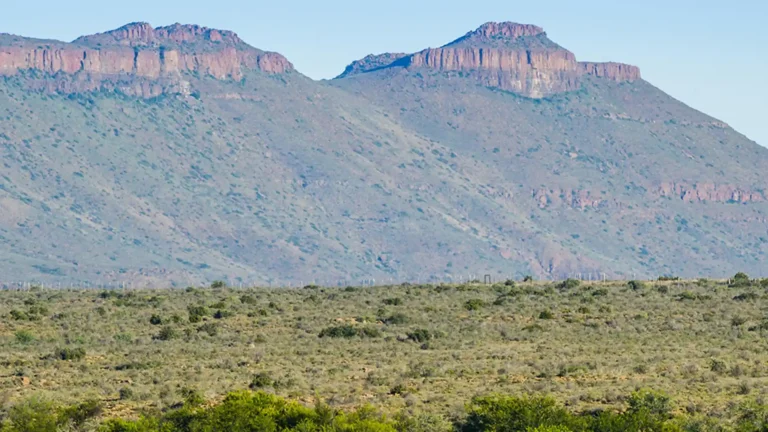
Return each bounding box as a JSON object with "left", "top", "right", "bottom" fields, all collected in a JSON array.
[
  {"left": 627, "top": 280, "right": 646, "bottom": 291},
  {"left": 60, "top": 399, "right": 102, "bottom": 427},
  {"left": 557, "top": 279, "right": 581, "bottom": 290},
  {"left": 149, "top": 314, "right": 163, "bottom": 325},
  {"left": 731, "top": 316, "right": 748, "bottom": 327},
  {"left": 676, "top": 291, "right": 698, "bottom": 301},
  {"left": 382, "top": 313, "right": 409, "bottom": 325},
  {"left": 464, "top": 299, "right": 487, "bottom": 311},
  {"left": 213, "top": 309, "right": 235, "bottom": 319},
  {"left": 56, "top": 347, "right": 86, "bottom": 361},
  {"left": 383, "top": 298, "right": 403, "bottom": 306},
  {"left": 210, "top": 280, "right": 226, "bottom": 289},
  {"left": 360, "top": 327, "right": 382, "bottom": 338},
  {"left": 10, "top": 309, "right": 29, "bottom": 321},
  {"left": 627, "top": 389, "right": 672, "bottom": 418},
  {"left": 240, "top": 294, "right": 258, "bottom": 305},
  {"left": 3, "top": 396, "right": 63, "bottom": 432},
  {"left": 249, "top": 372, "right": 274, "bottom": 389},
  {"left": 539, "top": 310, "right": 555, "bottom": 320},
  {"left": 389, "top": 383, "right": 407, "bottom": 395},
  {"left": 319, "top": 324, "right": 358, "bottom": 338},
  {"left": 154, "top": 326, "right": 179, "bottom": 341},
  {"left": 527, "top": 426, "right": 573, "bottom": 432},
  {"left": 407, "top": 329, "right": 433, "bottom": 343},
  {"left": 709, "top": 359, "right": 728, "bottom": 374},
  {"left": 318, "top": 324, "right": 380, "bottom": 338},
  {"left": 188, "top": 305, "right": 209, "bottom": 323},
  {"left": 15, "top": 330, "right": 35, "bottom": 344},
  {"left": 180, "top": 387, "right": 205, "bottom": 407},
  {"left": 730, "top": 272, "right": 752, "bottom": 288},
  {"left": 118, "top": 387, "right": 134, "bottom": 401},
  {"left": 734, "top": 292, "right": 760, "bottom": 301},
  {"left": 197, "top": 323, "right": 219, "bottom": 337},
  {"left": 463, "top": 395, "right": 583, "bottom": 432}
]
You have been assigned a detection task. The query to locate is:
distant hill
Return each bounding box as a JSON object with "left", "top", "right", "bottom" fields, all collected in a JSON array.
[{"left": 0, "top": 21, "right": 765, "bottom": 285}]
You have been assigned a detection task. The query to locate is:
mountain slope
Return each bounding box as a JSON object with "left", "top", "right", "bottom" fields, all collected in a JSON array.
[
  {"left": 332, "top": 22, "right": 768, "bottom": 279},
  {"left": 0, "top": 21, "right": 766, "bottom": 285}
]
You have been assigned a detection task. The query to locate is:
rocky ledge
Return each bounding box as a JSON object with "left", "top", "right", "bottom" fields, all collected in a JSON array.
[
  {"left": 0, "top": 22, "right": 292, "bottom": 97},
  {"left": 337, "top": 22, "right": 640, "bottom": 98}
]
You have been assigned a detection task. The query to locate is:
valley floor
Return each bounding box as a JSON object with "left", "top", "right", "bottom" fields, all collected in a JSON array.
[{"left": 1, "top": 277, "right": 767, "bottom": 427}]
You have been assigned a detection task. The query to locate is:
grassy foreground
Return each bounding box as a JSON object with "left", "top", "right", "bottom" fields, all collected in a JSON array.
[{"left": 1, "top": 276, "right": 768, "bottom": 429}]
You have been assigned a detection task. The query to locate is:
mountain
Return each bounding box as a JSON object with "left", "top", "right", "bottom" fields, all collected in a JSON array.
[{"left": 0, "top": 21, "right": 766, "bottom": 285}]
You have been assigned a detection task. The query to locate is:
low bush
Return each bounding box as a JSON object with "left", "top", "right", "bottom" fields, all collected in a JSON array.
[
  {"left": 118, "top": 387, "right": 134, "bottom": 401},
  {"left": 239, "top": 294, "right": 258, "bottom": 305},
  {"left": 213, "top": 309, "right": 235, "bottom": 319},
  {"left": 730, "top": 272, "right": 752, "bottom": 288},
  {"left": 733, "top": 292, "right": 759, "bottom": 302},
  {"left": 382, "top": 313, "right": 409, "bottom": 325},
  {"left": 248, "top": 372, "right": 274, "bottom": 389},
  {"left": 407, "top": 328, "right": 433, "bottom": 343},
  {"left": 557, "top": 279, "right": 581, "bottom": 290},
  {"left": 187, "top": 305, "right": 209, "bottom": 323},
  {"left": 154, "top": 326, "right": 179, "bottom": 341},
  {"left": 464, "top": 299, "right": 487, "bottom": 311},
  {"left": 7, "top": 389, "right": 768, "bottom": 431},
  {"left": 14, "top": 330, "right": 35, "bottom": 344},
  {"left": 318, "top": 324, "right": 380, "bottom": 338},
  {"left": 197, "top": 323, "right": 218, "bottom": 337},
  {"left": 56, "top": 347, "right": 86, "bottom": 361},
  {"left": 539, "top": 310, "right": 555, "bottom": 320}
]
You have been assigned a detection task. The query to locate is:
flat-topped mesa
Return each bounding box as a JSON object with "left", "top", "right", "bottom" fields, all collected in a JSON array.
[
  {"left": 0, "top": 22, "right": 292, "bottom": 97},
  {"left": 446, "top": 22, "right": 547, "bottom": 47},
  {"left": 336, "top": 21, "right": 641, "bottom": 98},
  {"left": 73, "top": 22, "right": 246, "bottom": 49},
  {"left": 473, "top": 22, "right": 545, "bottom": 38}
]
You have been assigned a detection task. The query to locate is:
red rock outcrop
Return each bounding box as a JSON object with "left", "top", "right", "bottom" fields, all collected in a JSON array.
[
  {"left": 336, "top": 22, "right": 641, "bottom": 98},
  {"left": 657, "top": 182, "right": 764, "bottom": 203},
  {"left": 405, "top": 46, "right": 581, "bottom": 98},
  {"left": 0, "top": 22, "right": 292, "bottom": 97},
  {"left": 580, "top": 62, "right": 641, "bottom": 82}
]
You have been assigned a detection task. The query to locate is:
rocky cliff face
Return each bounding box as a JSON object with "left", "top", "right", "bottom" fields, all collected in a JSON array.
[
  {"left": 338, "top": 22, "right": 640, "bottom": 98},
  {"left": 0, "top": 22, "right": 292, "bottom": 97},
  {"left": 580, "top": 62, "right": 641, "bottom": 82},
  {"left": 657, "top": 182, "right": 764, "bottom": 203}
]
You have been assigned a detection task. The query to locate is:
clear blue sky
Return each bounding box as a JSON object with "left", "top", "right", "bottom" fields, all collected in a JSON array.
[{"left": 3, "top": 0, "right": 766, "bottom": 146}]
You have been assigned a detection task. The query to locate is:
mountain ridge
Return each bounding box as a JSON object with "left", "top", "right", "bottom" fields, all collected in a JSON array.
[
  {"left": 0, "top": 22, "right": 292, "bottom": 98},
  {"left": 336, "top": 22, "right": 639, "bottom": 98},
  {"left": 0, "top": 20, "right": 766, "bottom": 285}
]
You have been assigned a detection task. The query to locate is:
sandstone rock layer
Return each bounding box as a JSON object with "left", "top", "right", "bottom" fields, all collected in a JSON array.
[
  {"left": 338, "top": 22, "right": 641, "bottom": 98},
  {"left": 0, "top": 22, "right": 292, "bottom": 97}
]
